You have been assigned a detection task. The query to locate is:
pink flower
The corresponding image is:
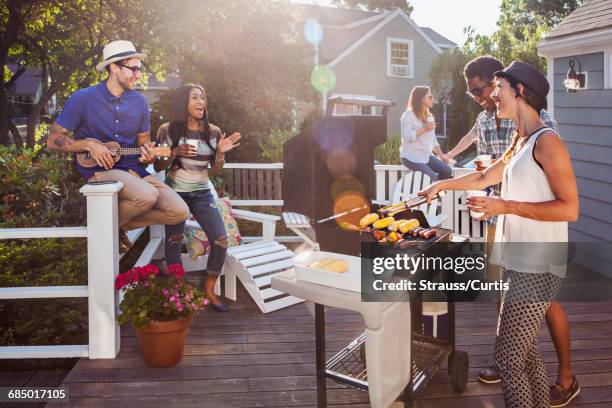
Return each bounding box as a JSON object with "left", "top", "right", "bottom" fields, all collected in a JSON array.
[
  {"left": 162, "top": 289, "right": 169, "bottom": 296},
  {"left": 169, "top": 296, "right": 175, "bottom": 302}
]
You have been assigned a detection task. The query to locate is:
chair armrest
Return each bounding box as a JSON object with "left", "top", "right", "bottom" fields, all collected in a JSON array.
[
  {"left": 232, "top": 209, "right": 279, "bottom": 241},
  {"left": 232, "top": 209, "right": 280, "bottom": 223}
]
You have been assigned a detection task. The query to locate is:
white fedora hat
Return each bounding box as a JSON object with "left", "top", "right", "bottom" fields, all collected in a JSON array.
[{"left": 96, "top": 40, "right": 147, "bottom": 72}]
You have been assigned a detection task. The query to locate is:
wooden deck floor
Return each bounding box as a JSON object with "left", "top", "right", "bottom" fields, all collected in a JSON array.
[{"left": 50, "top": 274, "right": 612, "bottom": 408}]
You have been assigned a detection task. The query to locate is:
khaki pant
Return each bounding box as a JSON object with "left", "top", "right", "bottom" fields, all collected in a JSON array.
[
  {"left": 89, "top": 170, "right": 189, "bottom": 231},
  {"left": 486, "top": 224, "right": 502, "bottom": 281}
]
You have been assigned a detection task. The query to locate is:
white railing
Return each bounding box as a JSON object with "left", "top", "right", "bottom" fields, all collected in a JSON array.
[
  {"left": 0, "top": 182, "right": 164, "bottom": 360},
  {"left": 224, "top": 163, "right": 484, "bottom": 240},
  {"left": 0, "top": 163, "right": 483, "bottom": 361}
]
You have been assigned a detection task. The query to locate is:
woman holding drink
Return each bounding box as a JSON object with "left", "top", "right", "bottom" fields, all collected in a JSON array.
[
  {"left": 419, "top": 61, "right": 579, "bottom": 408},
  {"left": 400, "top": 86, "right": 452, "bottom": 181},
  {"left": 155, "top": 84, "right": 241, "bottom": 312}
]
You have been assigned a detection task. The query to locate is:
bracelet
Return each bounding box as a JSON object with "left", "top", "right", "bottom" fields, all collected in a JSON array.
[{"left": 216, "top": 155, "right": 225, "bottom": 163}]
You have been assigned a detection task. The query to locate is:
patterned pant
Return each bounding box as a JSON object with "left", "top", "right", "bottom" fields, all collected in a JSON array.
[{"left": 494, "top": 269, "right": 562, "bottom": 408}]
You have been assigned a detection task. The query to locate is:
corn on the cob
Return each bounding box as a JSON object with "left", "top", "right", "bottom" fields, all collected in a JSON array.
[
  {"left": 359, "top": 213, "right": 379, "bottom": 228},
  {"left": 372, "top": 216, "right": 395, "bottom": 229},
  {"left": 399, "top": 218, "right": 420, "bottom": 233}
]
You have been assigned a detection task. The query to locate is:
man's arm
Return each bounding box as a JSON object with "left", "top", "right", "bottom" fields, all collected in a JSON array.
[
  {"left": 447, "top": 124, "right": 477, "bottom": 159},
  {"left": 47, "top": 122, "right": 115, "bottom": 170},
  {"left": 47, "top": 123, "right": 85, "bottom": 153}
]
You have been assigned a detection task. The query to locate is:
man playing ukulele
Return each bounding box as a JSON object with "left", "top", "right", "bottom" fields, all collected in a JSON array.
[{"left": 47, "top": 40, "right": 188, "bottom": 253}]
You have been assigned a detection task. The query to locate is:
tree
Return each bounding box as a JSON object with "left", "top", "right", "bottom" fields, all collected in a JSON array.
[
  {"left": 332, "top": 0, "right": 413, "bottom": 15},
  {"left": 150, "top": 0, "right": 314, "bottom": 162},
  {"left": 464, "top": 0, "right": 582, "bottom": 70},
  {"left": 12, "top": 0, "right": 171, "bottom": 147},
  {"left": 431, "top": 0, "right": 582, "bottom": 149},
  {"left": 429, "top": 48, "right": 480, "bottom": 149},
  {"left": 0, "top": 0, "right": 50, "bottom": 146}
]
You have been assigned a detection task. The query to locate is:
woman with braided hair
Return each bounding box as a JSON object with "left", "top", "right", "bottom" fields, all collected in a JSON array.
[{"left": 419, "top": 61, "right": 579, "bottom": 408}]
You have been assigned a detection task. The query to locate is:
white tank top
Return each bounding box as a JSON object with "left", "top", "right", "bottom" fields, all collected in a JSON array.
[{"left": 493, "top": 127, "right": 568, "bottom": 277}]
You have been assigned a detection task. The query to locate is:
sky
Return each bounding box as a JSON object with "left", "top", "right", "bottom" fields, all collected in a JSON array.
[{"left": 292, "top": 0, "right": 503, "bottom": 45}]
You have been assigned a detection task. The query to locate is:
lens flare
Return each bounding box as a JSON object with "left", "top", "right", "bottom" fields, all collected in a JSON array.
[
  {"left": 314, "top": 119, "right": 353, "bottom": 154},
  {"left": 304, "top": 19, "right": 323, "bottom": 45},
  {"left": 333, "top": 190, "right": 370, "bottom": 227},
  {"left": 310, "top": 66, "right": 336, "bottom": 93},
  {"left": 325, "top": 150, "right": 357, "bottom": 179},
  {"left": 331, "top": 177, "right": 365, "bottom": 201}
]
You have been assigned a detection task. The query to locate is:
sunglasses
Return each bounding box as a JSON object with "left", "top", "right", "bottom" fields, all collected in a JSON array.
[
  {"left": 466, "top": 80, "right": 493, "bottom": 99},
  {"left": 117, "top": 63, "right": 144, "bottom": 74}
]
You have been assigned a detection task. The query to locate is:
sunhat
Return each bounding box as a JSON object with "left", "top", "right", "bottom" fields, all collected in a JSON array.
[{"left": 96, "top": 40, "right": 147, "bottom": 72}]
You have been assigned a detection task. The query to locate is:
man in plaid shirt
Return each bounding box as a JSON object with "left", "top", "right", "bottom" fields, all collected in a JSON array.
[{"left": 447, "top": 56, "right": 578, "bottom": 407}]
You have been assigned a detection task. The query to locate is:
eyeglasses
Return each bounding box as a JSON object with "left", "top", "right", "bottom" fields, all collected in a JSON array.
[
  {"left": 117, "top": 63, "right": 144, "bottom": 74},
  {"left": 466, "top": 80, "right": 493, "bottom": 99}
]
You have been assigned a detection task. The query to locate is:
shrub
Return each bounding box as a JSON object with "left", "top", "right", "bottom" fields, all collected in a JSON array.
[
  {"left": 0, "top": 144, "right": 85, "bottom": 227},
  {"left": 260, "top": 129, "right": 296, "bottom": 163},
  {"left": 0, "top": 144, "right": 88, "bottom": 352},
  {"left": 374, "top": 135, "right": 402, "bottom": 165}
]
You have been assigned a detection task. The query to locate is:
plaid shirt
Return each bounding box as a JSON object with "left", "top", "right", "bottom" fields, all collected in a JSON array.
[{"left": 475, "top": 109, "right": 558, "bottom": 226}]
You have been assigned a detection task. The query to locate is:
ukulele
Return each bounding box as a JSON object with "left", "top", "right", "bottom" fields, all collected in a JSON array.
[{"left": 76, "top": 138, "right": 171, "bottom": 168}]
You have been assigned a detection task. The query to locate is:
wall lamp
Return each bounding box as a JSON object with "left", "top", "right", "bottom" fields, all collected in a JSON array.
[{"left": 564, "top": 57, "right": 585, "bottom": 92}]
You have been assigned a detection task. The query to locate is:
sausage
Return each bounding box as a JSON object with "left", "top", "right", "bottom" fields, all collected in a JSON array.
[
  {"left": 423, "top": 229, "right": 437, "bottom": 239},
  {"left": 411, "top": 227, "right": 424, "bottom": 237}
]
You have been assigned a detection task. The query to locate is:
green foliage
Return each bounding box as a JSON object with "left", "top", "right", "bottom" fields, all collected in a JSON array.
[
  {"left": 260, "top": 130, "right": 296, "bottom": 163},
  {"left": 429, "top": 0, "right": 580, "bottom": 151},
  {"left": 429, "top": 49, "right": 481, "bottom": 148},
  {"left": 0, "top": 144, "right": 84, "bottom": 227},
  {"left": 332, "top": 0, "right": 413, "bottom": 14},
  {"left": 0, "top": 144, "right": 88, "bottom": 348},
  {"left": 116, "top": 265, "right": 205, "bottom": 328},
  {"left": 0, "top": 238, "right": 88, "bottom": 346},
  {"left": 374, "top": 135, "right": 401, "bottom": 165},
  {"left": 2, "top": 0, "right": 172, "bottom": 146},
  {"left": 151, "top": 0, "right": 315, "bottom": 162},
  {"left": 463, "top": 0, "right": 582, "bottom": 70}
]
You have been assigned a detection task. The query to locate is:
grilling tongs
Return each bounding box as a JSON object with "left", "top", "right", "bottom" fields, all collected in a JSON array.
[
  {"left": 316, "top": 191, "right": 445, "bottom": 223},
  {"left": 378, "top": 190, "right": 446, "bottom": 217}
]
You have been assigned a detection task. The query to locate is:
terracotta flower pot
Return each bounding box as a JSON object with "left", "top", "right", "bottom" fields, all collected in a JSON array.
[{"left": 134, "top": 315, "right": 192, "bottom": 367}]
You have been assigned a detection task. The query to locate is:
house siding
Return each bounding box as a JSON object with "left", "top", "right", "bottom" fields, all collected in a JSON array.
[
  {"left": 552, "top": 52, "right": 612, "bottom": 274},
  {"left": 330, "top": 14, "right": 440, "bottom": 137}
]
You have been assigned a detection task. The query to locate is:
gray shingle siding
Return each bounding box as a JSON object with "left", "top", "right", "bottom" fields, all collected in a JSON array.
[
  {"left": 552, "top": 51, "right": 612, "bottom": 274},
  {"left": 330, "top": 14, "right": 440, "bottom": 137}
]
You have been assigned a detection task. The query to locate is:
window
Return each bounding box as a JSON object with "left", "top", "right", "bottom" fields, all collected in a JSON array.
[{"left": 387, "top": 38, "right": 414, "bottom": 78}]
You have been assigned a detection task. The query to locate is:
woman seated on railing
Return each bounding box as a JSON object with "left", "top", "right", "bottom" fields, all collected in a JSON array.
[
  {"left": 154, "top": 84, "right": 240, "bottom": 312},
  {"left": 400, "top": 86, "right": 452, "bottom": 181}
]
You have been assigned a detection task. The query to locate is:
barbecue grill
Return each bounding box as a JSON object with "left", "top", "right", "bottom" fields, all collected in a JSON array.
[{"left": 282, "top": 97, "right": 470, "bottom": 407}]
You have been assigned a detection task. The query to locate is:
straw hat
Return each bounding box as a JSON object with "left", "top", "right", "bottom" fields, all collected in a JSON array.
[{"left": 96, "top": 40, "right": 147, "bottom": 72}]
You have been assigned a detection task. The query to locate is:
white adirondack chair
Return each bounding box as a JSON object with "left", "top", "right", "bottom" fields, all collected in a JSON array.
[
  {"left": 182, "top": 190, "right": 303, "bottom": 314},
  {"left": 281, "top": 212, "right": 319, "bottom": 252},
  {"left": 388, "top": 171, "right": 447, "bottom": 228}
]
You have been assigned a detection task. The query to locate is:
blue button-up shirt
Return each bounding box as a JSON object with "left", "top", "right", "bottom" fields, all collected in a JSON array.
[{"left": 56, "top": 81, "right": 151, "bottom": 180}]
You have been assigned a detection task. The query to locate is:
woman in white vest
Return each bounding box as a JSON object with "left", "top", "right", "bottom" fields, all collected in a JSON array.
[{"left": 419, "top": 61, "right": 579, "bottom": 408}]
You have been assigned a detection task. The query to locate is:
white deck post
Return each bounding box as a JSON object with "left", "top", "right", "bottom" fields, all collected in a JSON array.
[{"left": 80, "top": 182, "right": 123, "bottom": 359}]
